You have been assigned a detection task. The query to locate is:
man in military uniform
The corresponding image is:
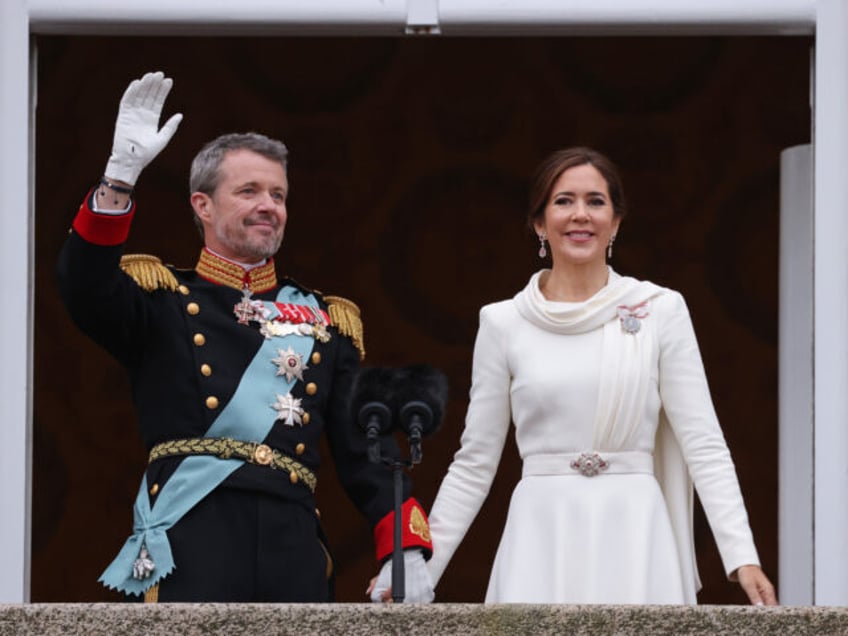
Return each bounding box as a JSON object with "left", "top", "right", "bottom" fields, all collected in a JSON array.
[{"left": 57, "top": 71, "right": 433, "bottom": 602}]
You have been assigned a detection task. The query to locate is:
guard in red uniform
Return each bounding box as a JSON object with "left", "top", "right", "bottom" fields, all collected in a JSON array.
[{"left": 57, "top": 71, "right": 433, "bottom": 602}]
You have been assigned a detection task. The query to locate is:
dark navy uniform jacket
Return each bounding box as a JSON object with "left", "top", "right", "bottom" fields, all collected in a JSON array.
[{"left": 57, "top": 192, "right": 432, "bottom": 597}]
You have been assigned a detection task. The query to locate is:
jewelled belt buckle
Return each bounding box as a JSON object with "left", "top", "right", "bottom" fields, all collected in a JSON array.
[{"left": 570, "top": 452, "right": 609, "bottom": 477}]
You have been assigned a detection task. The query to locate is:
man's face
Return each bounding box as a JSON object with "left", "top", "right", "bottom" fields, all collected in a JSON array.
[{"left": 191, "top": 149, "right": 288, "bottom": 262}]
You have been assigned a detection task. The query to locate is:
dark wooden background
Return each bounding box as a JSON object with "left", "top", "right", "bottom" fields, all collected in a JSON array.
[{"left": 33, "top": 35, "right": 811, "bottom": 604}]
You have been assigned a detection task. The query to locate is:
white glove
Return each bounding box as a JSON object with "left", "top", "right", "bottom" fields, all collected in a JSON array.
[
  {"left": 370, "top": 550, "right": 434, "bottom": 603},
  {"left": 104, "top": 71, "right": 183, "bottom": 186}
]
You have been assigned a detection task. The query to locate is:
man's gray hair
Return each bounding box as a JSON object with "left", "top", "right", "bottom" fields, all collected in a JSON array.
[{"left": 190, "top": 132, "right": 288, "bottom": 195}]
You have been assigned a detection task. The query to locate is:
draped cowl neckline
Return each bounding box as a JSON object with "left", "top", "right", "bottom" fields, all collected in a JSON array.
[{"left": 513, "top": 267, "right": 663, "bottom": 334}]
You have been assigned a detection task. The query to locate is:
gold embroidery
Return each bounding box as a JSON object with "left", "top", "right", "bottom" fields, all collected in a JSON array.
[
  {"left": 149, "top": 437, "right": 317, "bottom": 493},
  {"left": 120, "top": 254, "right": 178, "bottom": 292},
  {"left": 325, "top": 295, "right": 365, "bottom": 360},
  {"left": 195, "top": 249, "right": 277, "bottom": 292},
  {"left": 409, "top": 505, "right": 431, "bottom": 542}
]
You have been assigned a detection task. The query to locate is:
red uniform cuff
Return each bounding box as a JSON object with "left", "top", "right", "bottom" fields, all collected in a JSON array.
[
  {"left": 71, "top": 189, "right": 135, "bottom": 246},
  {"left": 374, "top": 498, "right": 432, "bottom": 563}
]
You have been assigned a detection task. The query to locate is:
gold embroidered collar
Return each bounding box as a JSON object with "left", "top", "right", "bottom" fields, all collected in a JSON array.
[{"left": 195, "top": 248, "right": 277, "bottom": 293}]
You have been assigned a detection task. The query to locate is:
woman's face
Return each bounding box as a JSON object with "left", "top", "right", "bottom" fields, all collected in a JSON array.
[{"left": 535, "top": 163, "right": 621, "bottom": 268}]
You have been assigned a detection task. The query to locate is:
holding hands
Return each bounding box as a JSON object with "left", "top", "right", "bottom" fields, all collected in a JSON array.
[
  {"left": 368, "top": 550, "right": 434, "bottom": 603},
  {"left": 104, "top": 71, "right": 183, "bottom": 186}
]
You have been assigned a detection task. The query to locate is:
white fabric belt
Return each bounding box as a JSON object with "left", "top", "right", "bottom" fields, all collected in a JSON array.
[{"left": 522, "top": 451, "right": 654, "bottom": 478}]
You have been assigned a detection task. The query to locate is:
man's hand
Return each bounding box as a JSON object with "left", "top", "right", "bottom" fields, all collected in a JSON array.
[
  {"left": 104, "top": 71, "right": 183, "bottom": 186},
  {"left": 367, "top": 550, "right": 434, "bottom": 603}
]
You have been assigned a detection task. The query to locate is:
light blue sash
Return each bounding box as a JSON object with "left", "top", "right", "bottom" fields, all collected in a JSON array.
[{"left": 100, "top": 286, "right": 318, "bottom": 595}]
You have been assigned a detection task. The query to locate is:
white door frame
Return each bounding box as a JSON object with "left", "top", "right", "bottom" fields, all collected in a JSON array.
[{"left": 3, "top": 0, "right": 843, "bottom": 605}]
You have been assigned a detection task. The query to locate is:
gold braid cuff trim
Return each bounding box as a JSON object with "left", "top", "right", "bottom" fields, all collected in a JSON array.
[
  {"left": 120, "top": 254, "right": 179, "bottom": 292},
  {"left": 149, "top": 437, "right": 317, "bottom": 493},
  {"left": 325, "top": 295, "right": 365, "bottom": 360}
]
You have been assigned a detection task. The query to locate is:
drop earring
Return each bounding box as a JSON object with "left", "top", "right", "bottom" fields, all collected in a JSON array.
[
  {"left": 607, "top": 233, "right": 616, "bottom": 259},
  {"left": 538, "top": 232, "right": 547, "bottom": 258}
]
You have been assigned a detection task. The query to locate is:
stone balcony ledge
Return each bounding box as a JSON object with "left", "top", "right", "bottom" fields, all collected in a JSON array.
[{"left": 2, "top": 602, "right": 848, "bottom": 635}]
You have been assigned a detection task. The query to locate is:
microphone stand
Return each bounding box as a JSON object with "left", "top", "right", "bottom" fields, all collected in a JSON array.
[
  {"left": 386, "top": 401, "right": 431, "bottom": 602},
  {"left": 384, "top": 456, "right": 412, "bottom": 603},
  {"left": 356, "top": 378, "right": 443, "bottom": 603}
]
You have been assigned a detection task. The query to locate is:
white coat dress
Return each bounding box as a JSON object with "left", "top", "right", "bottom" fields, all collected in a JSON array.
[{"left": 426, "top": 269, "right": 761, "bottom": 604}]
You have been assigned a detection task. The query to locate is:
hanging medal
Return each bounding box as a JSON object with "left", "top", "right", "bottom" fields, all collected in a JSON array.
[
  {"left": 235, "top": 287, "right": 333, "bottom": 344},
  {"left": 617, "top": 301, "right": 650, "bottom": 334}
]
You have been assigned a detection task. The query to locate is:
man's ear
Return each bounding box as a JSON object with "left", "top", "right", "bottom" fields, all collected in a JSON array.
[{"left": 190, "top": 192, "right": 212, "bottom": 222}]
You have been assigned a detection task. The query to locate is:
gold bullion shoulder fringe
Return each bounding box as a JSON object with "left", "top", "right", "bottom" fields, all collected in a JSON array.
[
  {"left": 325, "top": 295, "right": 365, "bottom": 360},
  {"left": 120, "top": 254, "right": 179, "bottom": 292}
]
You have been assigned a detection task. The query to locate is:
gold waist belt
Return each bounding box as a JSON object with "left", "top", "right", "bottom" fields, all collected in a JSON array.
[{"left": 148, "top": 437, "right": 317, "bottom": 493}]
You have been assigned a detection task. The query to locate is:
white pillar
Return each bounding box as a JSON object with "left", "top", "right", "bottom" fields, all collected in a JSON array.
[
  {"left": 0, "top": 0, "right": 33, "bottom": 604},
  {"left": 778, "top": 144, "right": 814, "bottom": 605},
  {"left": 814, "top": 0, "right": 848, "bottom": 607}
]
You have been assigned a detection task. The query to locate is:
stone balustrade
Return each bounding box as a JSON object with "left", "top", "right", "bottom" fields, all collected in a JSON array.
[{"left": 2, "top": 603, "right": 848, "bottom": 635}]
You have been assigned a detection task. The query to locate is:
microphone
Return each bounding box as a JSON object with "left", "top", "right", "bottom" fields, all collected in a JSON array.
[
  {"left": 350, "top": 365, "right": 449, "bottom": 463},
  {"left": 394, "top": 365, "right": 448, "bottom": 463},
  {"left": 350, "top": 367, "right": 396, "bottom": 463}
]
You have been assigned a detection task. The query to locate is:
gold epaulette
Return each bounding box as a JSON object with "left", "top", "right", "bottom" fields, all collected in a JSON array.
[
  {"left": 325, "top": 295, "right": 365, "bottom": 360},
  {"left": 119, "top": 254, "right": 179, "bottom": 292}
]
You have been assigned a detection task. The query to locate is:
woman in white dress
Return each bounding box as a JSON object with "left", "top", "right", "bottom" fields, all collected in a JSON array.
[{"left": 425, "top": 147, "right": 777, "bottom": 605}]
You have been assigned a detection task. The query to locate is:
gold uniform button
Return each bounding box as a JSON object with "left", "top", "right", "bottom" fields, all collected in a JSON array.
[
  {"left": 178, "top": 285, "right": 190, "bottom": 295},
  {"left": 206, "top": 396, "right": 219, "bottom": 409},
  {"left": 193, "top": 333, "right": 206, "bottom": 346},
  {"left": 289, "top": 470, "right": 299, "bottom": 485},
  {"left": 315, "top": 508, "right": 321, "bottom": 519},
  {"left": 311, "top": 352, "right": 321, "bottom": 365},
  {"left": 302, "top": 412, "right": 311, "bottom": 425},
  {"left": 187, "top": 302, "right": 200, "bottom": 315},
  {"left": 149, "top": 483, "right": 160, "bottom": 495},
  {"left": 295, "top": 443, "right": 306, "bottom": 455},
  {"left": 200, "top": 364, "right": 212, "bottom": 377},
  {"left": 305, "top": 383, "right": 317, "bottom": 396}
]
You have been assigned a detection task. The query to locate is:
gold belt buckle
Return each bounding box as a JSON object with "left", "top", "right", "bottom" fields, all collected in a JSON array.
[{"left": 253, "top": 443, "right": 274, "bottom": 466}]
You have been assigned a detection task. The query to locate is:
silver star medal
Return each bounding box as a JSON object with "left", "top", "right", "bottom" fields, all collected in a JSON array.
[
  {"left": 271, "top": 346, "right": 308, "bottom": 382},
  {"left": 271, "top": 392, "right": 304, "bottom": 426}
]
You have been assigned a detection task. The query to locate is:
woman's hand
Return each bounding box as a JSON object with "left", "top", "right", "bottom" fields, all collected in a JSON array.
[{"left": 736, "top": 564, "right": 778, "bottom": 605}]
